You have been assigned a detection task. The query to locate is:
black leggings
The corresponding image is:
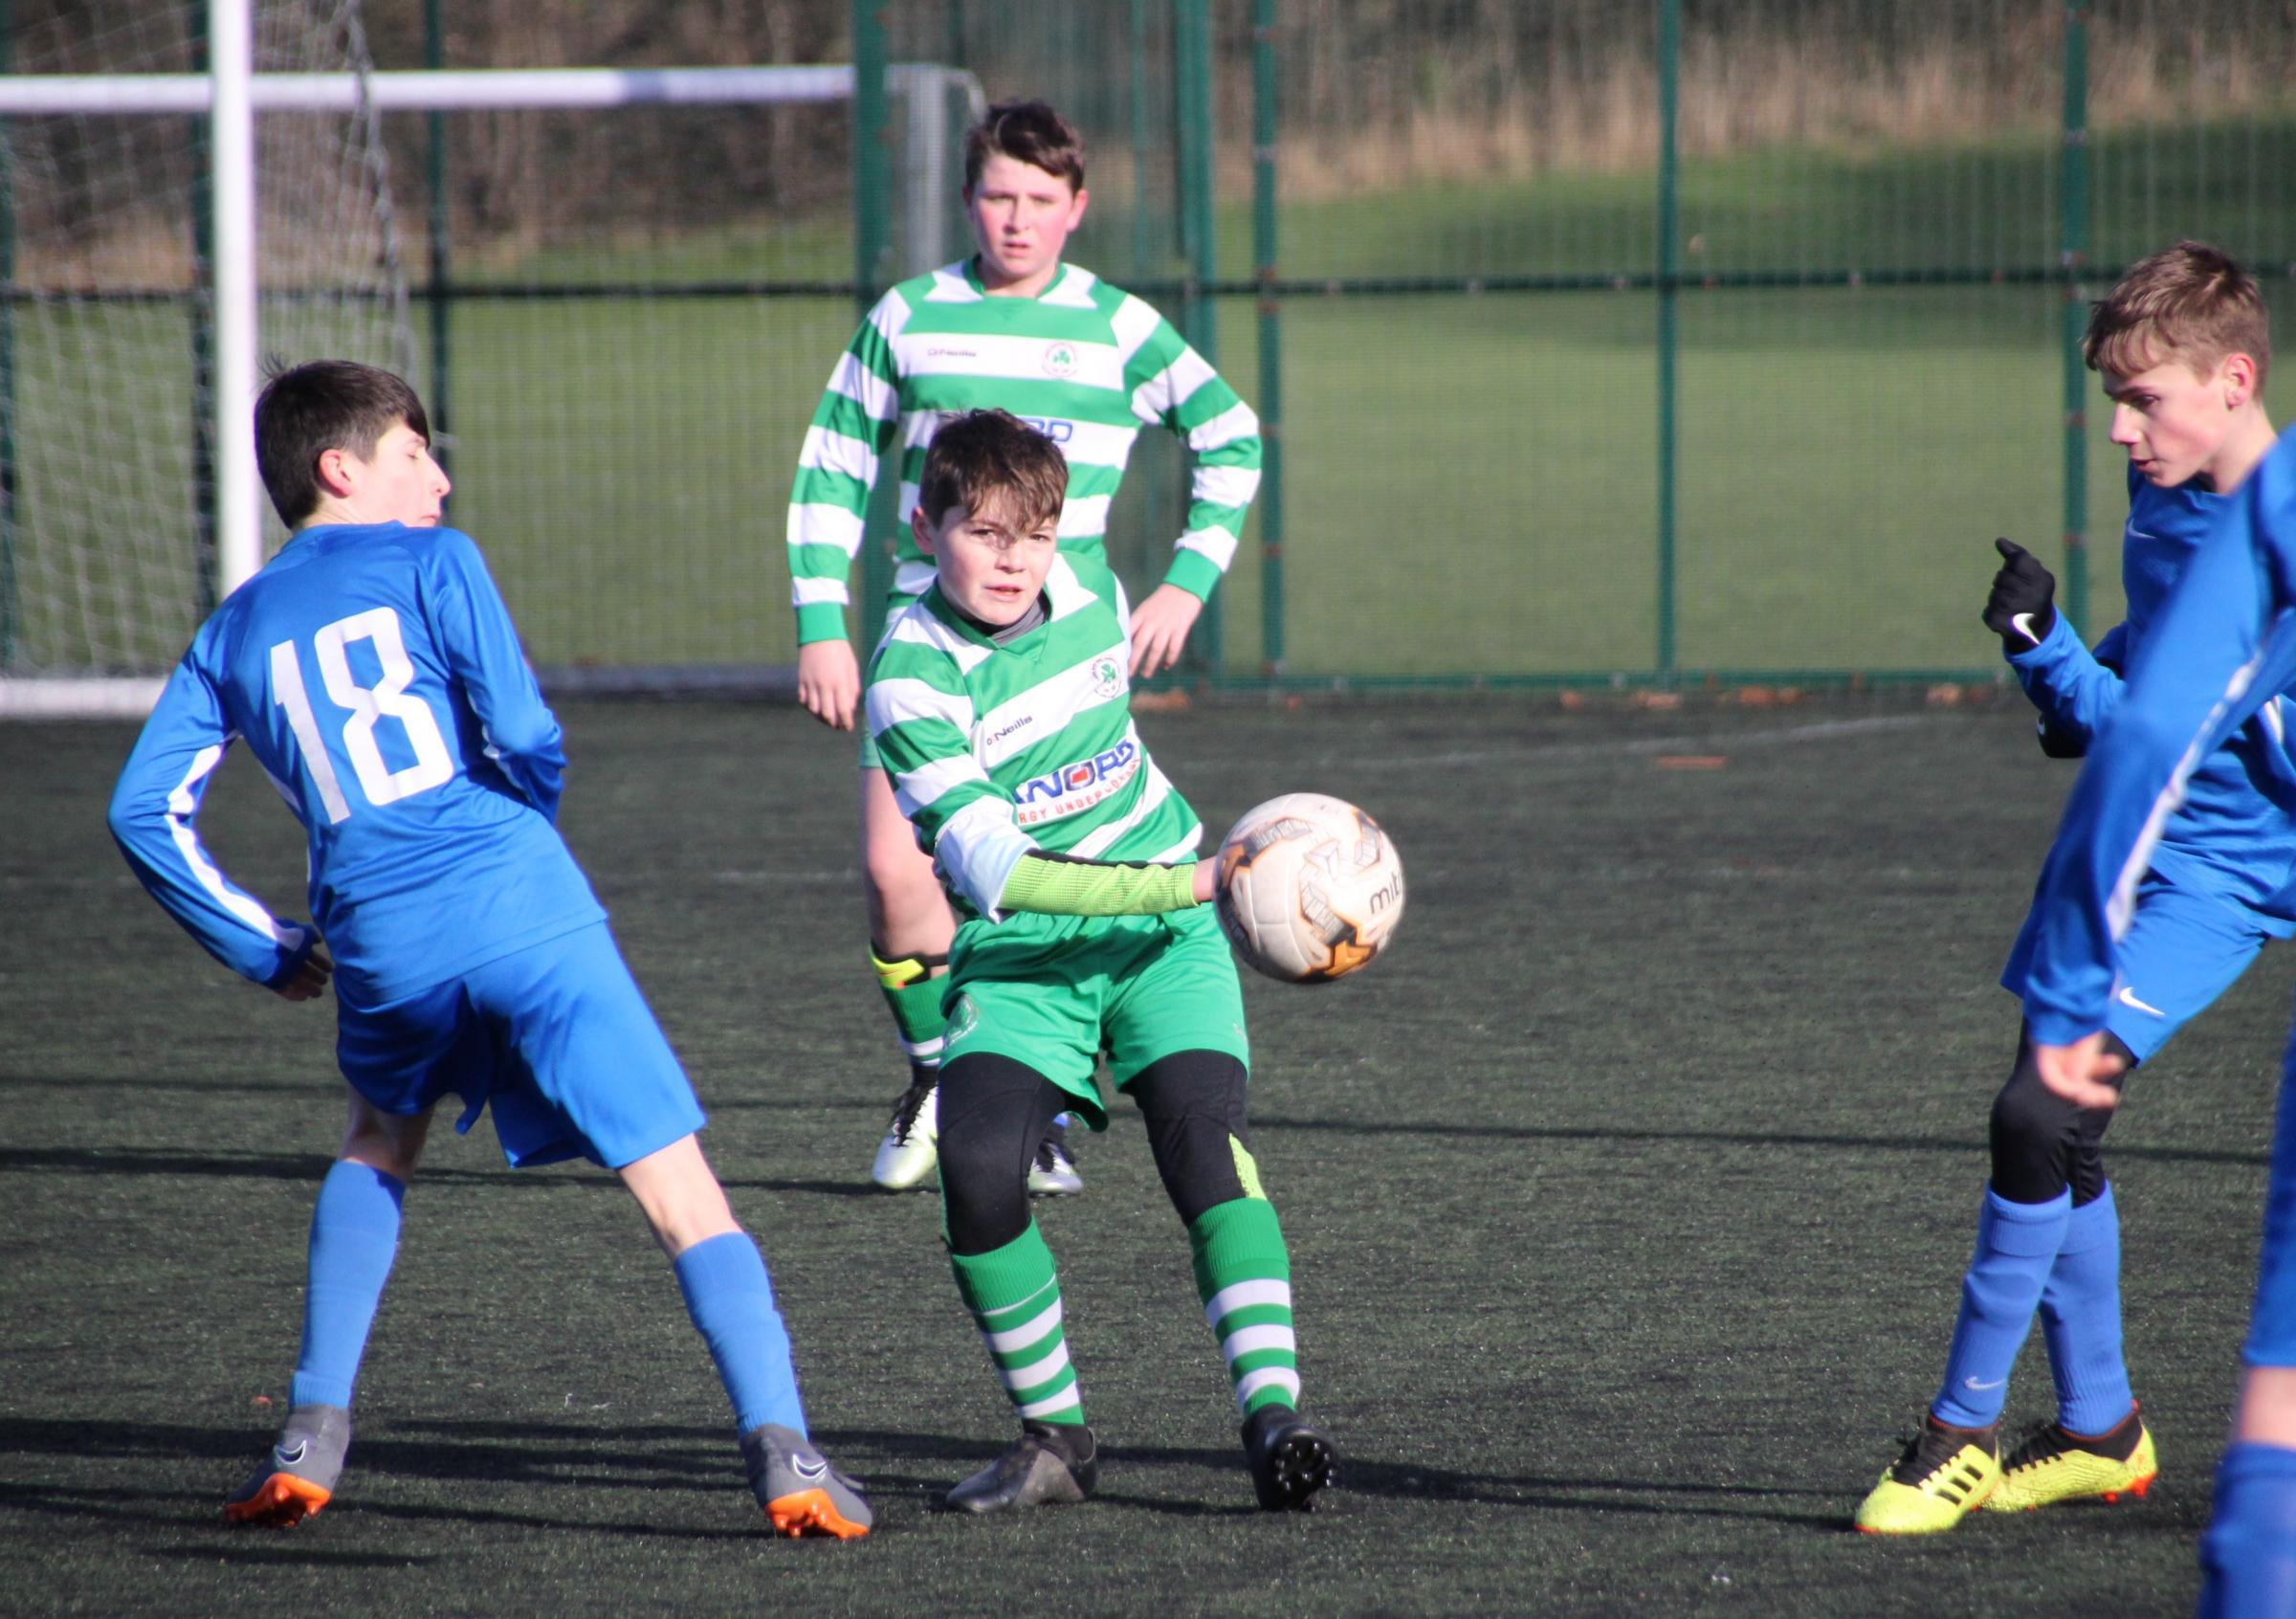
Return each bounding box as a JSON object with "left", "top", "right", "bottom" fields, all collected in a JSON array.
[
  {"left": 1988, "top": 1025, "right": 2134, "bottom": 1206},
  {"left": 938, "top": 1049, "right": 1252, "bottom": 1255}
]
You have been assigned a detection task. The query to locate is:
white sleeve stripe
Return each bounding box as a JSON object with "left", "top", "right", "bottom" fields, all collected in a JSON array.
[
  {"left": 1109, "top": 294, "right": 1165, "bottom": 364},
  {"left": 166, "top": 742, "right": 303, "bottom": 947},
  {"left": 1187, "top": 399, "right": 1261, "bottom": 455},
  {"left": 790, "top": 577, "right": 850, "bottom": 607},
  {"left": 786, "top": 502, "right": 866, "bottom": 558},
  {"left": 934, "top": 794, "right": 1037, "bottom": 920},
  {"left": 1132, "top": 350, "right": 1218, "bottom": 425},
  {"left": 866, "top": 287, "right": 914, "bottom": 341},
  {"left": 830, "top": 352, "right": 899, "bottom": 423},
  {"left": 1176, "top": 527, "right": 1241, "bottom": 570},
  {"left": 799, "top": 425, "right": 880, "bottom": 484},
  {"left": 1056, "top": 495, "right": 1114, "bottom": 538},
  {"left": 1190, "top": 463, "right": 1260, "bottom": 507},
  {"left": 2106, "top": 649, "right": 2267, "bottom": 940},
  {"left": 866, "top": 676, "right": 973, "bottom": 734},
  {"left": 889, "top": 753, "right": 990, "bottom": 813}
]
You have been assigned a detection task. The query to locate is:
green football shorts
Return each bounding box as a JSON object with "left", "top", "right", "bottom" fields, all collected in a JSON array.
[{"left": 939, "top": 904, "right": 1248, "bottom": 1128}]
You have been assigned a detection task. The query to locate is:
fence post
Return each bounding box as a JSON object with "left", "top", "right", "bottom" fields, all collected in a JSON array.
[
  {"left": 0, "top": 0, "right": 17, "bottom": 668},
  {"left": 1655, "top": 0, "right": 1681, "bottom": 684},
  {"left": 190, "top": 11, "right": 217, "bottom": 615},
  {"left": 2060, "top": 4, "right": 2090, "bottom": 634},
  {"left": 1252, "top": 0, "right": 1283, "bottom": 676},
  {"left": 1174, "top": 0, "right": 1222, "bottom": 674},
  {"left": 423, "top": 0, "right": 452, "bottom": 481},
  {"left": 853, "top": 0, "right": 894, "bottom": 651}
]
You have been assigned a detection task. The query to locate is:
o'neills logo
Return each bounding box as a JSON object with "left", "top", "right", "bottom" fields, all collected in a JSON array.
[{"left": 1013, "top": 740, "right": 1139, "bottom": 826}]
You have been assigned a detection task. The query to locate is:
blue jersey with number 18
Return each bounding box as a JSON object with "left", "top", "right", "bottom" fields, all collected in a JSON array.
[{"left": 108, "top": 521, "right": 604, "bottom": 1009}]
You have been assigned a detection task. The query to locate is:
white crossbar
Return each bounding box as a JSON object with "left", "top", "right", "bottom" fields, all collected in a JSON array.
[{"left": 0, "top": 64, "right": 865, "bottom": 117}]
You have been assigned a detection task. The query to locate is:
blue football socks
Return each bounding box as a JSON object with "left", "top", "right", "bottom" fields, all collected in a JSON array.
[
  {"left": 1932, "top": 1186, "right": 2071, "bottom": 1429},
  {"left": 673, "top": 1231, "right": 808, "bottom": 1437},
  {"left": 2200, "top": 1442, "right": 2296, "bottom": 1619},
  {"left": 2038, "top": 1184, "right": 2136, "bottom": 1434},
  {"left": 289, "top": 1160, "right": 407, "bottom": 1410}
]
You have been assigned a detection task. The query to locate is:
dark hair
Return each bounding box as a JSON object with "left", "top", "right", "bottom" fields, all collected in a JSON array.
[
  {"left": 2086, "top": 240, "right": 2271, "bottom": 388},
  {"left": 254, "top": 360, "right": 430, "bottom": 526},
  {"left": 963, "top": 100, "right": 1085, "bottom": 193},
  {"left": 916, "top": 410, "right": 1069, "bottom": 533}
]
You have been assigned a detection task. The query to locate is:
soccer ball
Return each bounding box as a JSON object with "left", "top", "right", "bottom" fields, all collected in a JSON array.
[{"left": 1214, "top": 793, "right": 1405, "bottom": 984}]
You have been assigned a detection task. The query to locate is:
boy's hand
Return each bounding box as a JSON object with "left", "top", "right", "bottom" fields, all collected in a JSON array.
[
  {"left": 797, "top": 640, "right": 861, "bottom": 731},
  {"left": 1191, "top": 859, "right": 1217, "bottom": 905},
  {"left": 2031, "top": 1031, "right": 2126, "bottom": 1110},
  {"left": 272, "top": 945, "right": 334, "bottom": 1002},
  {"left": 1128, "top": 585, "right": 1203, "bottom": 676},
  {"left": 1982, "top": 538, "right": 2057, "bottom": 651}
]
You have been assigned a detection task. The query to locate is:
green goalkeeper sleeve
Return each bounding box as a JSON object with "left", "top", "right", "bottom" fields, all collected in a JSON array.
[{"left": 997, "top": 851, "right": 1203, "bottom": 918}]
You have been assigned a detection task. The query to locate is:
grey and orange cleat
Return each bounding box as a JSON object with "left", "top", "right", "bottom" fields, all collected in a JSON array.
[
  {"left": 740, "top": 1424, "right": 872, "bottom": 1539},
  {"left": 944, "top": 1420, "right": 1098, "bottom": 1513},
  {"left": 1242, "top": 1405, "right": 1336, "bottom": 1511},
  {"left": 224, "top": 1403, "right": 350, "bottom": 1527}
]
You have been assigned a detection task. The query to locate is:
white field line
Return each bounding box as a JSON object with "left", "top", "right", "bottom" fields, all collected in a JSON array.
[{"left": 1341, "top": 712, "right": 1952, "bottom": 773}]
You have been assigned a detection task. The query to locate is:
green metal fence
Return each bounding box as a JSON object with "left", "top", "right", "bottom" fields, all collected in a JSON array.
[{"left": 5, "top": 1, "right": 2295, "bottom": 689}]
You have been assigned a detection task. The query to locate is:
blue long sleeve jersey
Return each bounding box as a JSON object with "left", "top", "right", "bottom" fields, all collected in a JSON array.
[
  {"left": 107, "top": 522, "right": 605, "bottom": 1009},
  {"left": 2022, "top": 428, "right": 2296, "bottom": 1043},
  {"left": 2001, "top": 468, "right": 2296, "bottom": 1000}
]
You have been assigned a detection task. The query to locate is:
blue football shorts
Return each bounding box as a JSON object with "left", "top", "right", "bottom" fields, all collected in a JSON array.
[
  {"left": 335, "top": 920, "right": 705, "bottom": 1169},
  {"left": 2103, "top": 875, "right": 2283, "bottom": 1065}
]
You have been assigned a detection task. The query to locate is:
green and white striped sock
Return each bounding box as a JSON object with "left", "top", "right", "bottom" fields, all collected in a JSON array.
[
  {"left": 949, "top": 1221, "right": 1085, "bottom": 1425},
  {"left": 1190, "top": 1173, "right": 1299, "bottom": 1416}
]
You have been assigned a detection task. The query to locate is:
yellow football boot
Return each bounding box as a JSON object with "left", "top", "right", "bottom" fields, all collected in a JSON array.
[
  {"left": 1984, "top": 1406, "right": 2156, "bottom": 1513},
  {"left": 1854, "top": 1416, "right": 2001, "bottom": 1534}
]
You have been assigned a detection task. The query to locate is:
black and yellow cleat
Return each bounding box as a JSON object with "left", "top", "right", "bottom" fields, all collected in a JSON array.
[
  {"left": 1984, "top": 1405, "right": 2156, "bottom": 1513},
  {"left": 1853, "top": 1415, "right": 2001, "bottom": 1534}
]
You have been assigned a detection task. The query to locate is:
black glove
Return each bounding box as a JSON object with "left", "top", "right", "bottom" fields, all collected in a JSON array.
[{"left": 1981, "top": 537, "right": 2057, "bottom": 652}]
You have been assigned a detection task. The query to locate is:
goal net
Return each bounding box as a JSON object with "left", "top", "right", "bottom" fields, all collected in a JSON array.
[
  {"left": 1, "top": 0, "right": 413, "bottom": 713},
  {"left": 1, "top": 13, "right": 985, "bottom": 713}
]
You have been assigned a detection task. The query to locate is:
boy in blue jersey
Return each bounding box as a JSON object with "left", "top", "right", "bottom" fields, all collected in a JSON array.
[
  {"left": 2022, "top": 420, "right": 2296, "bottom": 1617},
  {"left": 107, "top": 362, "right": 871, "bottom": 1540},
  {"left": 1856, "top": 243, "right": 2288, "bottom": 1534}
]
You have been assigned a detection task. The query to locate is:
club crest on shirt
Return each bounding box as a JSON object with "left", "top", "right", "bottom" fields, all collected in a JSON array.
[
  {"left": 1043, "top": 341, "right": 1080, "bottom": 378},
  {"left": 1090, "top": 654, "right": 1125, "bottom": 699}
]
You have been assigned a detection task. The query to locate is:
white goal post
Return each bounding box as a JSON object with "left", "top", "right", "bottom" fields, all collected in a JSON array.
[{"left": 0, "top": 2, "right": 982, "bottom": 717}]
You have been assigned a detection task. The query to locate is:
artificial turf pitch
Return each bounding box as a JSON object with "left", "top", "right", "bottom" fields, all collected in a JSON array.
[{"left": 2, "top": 693, "right": 2285, "bottom": 1616}]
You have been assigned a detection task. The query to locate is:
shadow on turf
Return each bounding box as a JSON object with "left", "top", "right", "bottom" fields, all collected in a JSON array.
[
  {"left": 1, "top": 1418, "right": 1846, "bottom": 1533},
  {"left": 0, "top": 1073, "right": 889, "bottom": 1120},
  {"left": 1252, "top": 1114, "right": 2271, "bottom": 1170},
  {"left": 0, "top": 1144, "right": 879, "bottom": 1198}
]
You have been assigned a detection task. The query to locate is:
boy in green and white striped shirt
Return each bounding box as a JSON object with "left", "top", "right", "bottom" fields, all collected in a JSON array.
[
  {"left": 867, "top": 409, "right": 1329, "bottom": 1515},
  {"left": 784, "top": 100, "right": 1262, "bottom": 1193}
]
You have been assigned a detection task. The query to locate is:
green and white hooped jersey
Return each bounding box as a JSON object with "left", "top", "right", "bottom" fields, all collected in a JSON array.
[
  {"left": 786, "top": 258, "right": 1262, "bottom": 645},
  {"left": 866, "top": 555, "right": 1202, "bottom": 922}
]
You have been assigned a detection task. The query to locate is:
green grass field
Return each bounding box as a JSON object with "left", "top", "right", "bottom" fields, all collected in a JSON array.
[
  {"left": 3, "top": 693, "right": 2287, "bottom": 1615},
  {"left": 9, "top": 119, "right": 2295, "bottom": 679}
]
